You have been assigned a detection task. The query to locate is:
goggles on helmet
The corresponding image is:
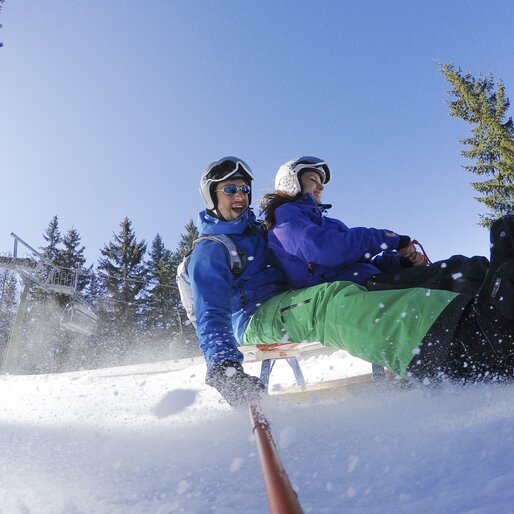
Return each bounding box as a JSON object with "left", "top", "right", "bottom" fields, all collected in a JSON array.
[
  {"left": 289, "top": 156, "right": 330, "bottom": 184},
  {"left": 204, "top": 157, "right": 253, "bottom": 182},
  {"left": 275, "top": 156, "right": 331, "bottom": 196}
]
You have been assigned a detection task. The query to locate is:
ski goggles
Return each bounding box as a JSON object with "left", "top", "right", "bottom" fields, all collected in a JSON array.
[
  {"left": 204, "top": 157, "right": 254, "bottom": 183},
  {"left": 215, "top": 184, "right": 251, "bottom": 195},
  {"left": 290, "top": 156, "right": 330, "bottom": 184}
]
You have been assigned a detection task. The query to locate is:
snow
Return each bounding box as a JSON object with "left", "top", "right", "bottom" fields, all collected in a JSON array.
[{"left": 2, "top": 350, "right": 514, "bottom": 513}]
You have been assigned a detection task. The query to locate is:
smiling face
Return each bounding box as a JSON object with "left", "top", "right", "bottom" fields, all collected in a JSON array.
[
  {"left": 300, "top": 171, "right": 324, "bottom": 204},
  {"left": 215, "top": 178, "right": 250, "bottom": 220}
]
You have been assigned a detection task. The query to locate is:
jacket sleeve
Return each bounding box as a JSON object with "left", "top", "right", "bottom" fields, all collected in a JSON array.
[
  {"left": 371, "top": 251, "right": 403, "bottom": 271},
  {"left": 189, "top": 241, "right": 244, "bottom": 369},
  {"left": 272, "top": 203, "right": 402, "bottom": 269}
]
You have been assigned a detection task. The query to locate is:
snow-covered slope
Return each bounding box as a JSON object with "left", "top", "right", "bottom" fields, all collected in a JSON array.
[{"left": 1, "top": 350, "right": 514, "bottom": 513}]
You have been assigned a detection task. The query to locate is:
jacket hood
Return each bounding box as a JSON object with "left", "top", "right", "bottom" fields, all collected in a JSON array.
[{"left": 197, "top": 208, "right": 256, "bottom": 236}]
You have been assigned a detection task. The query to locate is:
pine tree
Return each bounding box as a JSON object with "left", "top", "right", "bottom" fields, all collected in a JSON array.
[
  {"left": 0, "top": 269, "right": 19, "bottom": 354},
  {"left": 97, "top": 217, "right": 147, "bottom": 357},
  {"left": 440, "top": 63, "right": 514, "bottom": 227},
  {"left": 41, "top": 215, "right": 61, "bottom": 262},
  {"left": 170, "top": 220, "right": 201, "bottom": 357},
  {"left": 144, "top": 233, "right": 175, "bottom": 332},
  {"left": 84, "top": 270, "right": 103, "bottom": 307},
  {"left": 176, "top": 219, "right": 199, "bottom": 260},
  {"left": 60, "top": 227, "right": 92, "bottom": 294}
]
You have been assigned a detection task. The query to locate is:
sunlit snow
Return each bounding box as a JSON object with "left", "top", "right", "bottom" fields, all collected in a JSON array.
[{"left": 2, "top": 350, "right": 514, "bottom": 513}]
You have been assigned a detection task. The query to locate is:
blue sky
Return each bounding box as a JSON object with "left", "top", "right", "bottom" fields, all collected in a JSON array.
[{"left": 1, "top": 1, "right": 513, "bottom": 266}]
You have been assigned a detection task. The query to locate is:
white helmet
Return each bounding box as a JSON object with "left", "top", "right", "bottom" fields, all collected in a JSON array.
[
  {"left": 199, "top": 156, "right": 254, "bottom": 210},
  {"left": 275, "top": 156, "right": 331, "bottom": 196}
]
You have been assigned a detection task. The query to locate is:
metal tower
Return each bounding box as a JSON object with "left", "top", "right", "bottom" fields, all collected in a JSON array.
[{"left": 0, "top": 233, "right": 98, "bottom": 374}]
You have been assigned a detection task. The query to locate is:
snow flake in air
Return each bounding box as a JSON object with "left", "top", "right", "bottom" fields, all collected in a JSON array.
[
  {"left": 177, "top": 480, "right": 189, "bottom": 496},
  {"left": 230, "top": 457, "right": 244, "bottom": 472},
  {"left": 346, "top": 486, "right": 356, "bottom": 498},
  {"left": 347, "top": 455, "right": 359, "bottom": 473},
  {"left": 279, "top": 426, "right": 296, "bottom": 449}
]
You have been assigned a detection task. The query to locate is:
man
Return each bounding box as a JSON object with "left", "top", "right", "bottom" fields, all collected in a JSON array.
[
  {"left": 189, "top": 157, "right": 288, "bottom": 406},
  {"left": 189, "top": 156, "right": 514, "bottom": 407}
]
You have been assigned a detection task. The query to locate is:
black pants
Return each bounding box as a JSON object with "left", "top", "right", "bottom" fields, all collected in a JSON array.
[
  {"left": 407, "top": 297, "right": 514, "bottom": 382},
  {"left": 366, "top": 255, "right": 489, "bottom": 296}
]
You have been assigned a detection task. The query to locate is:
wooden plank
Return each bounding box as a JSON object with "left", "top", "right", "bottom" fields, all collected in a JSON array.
[{"left": 265, "top": 373, "right": 409, "bottom": 403}]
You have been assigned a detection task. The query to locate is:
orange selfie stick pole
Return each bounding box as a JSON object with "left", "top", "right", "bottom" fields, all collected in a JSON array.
[{"left": 250, "top": 403, "right": 304, "bottom": 514}]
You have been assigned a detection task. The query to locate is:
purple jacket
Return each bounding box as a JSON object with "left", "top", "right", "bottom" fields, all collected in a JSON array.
[{"left": 267, "top": 194, "right": 404, "bottom": 288}]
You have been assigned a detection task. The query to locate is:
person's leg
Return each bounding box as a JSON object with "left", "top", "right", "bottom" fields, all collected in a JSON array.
[
  {"left": 476, "top": 215, "right": 514, "bottom": 319},
  {"left": 409, "top": 259, "right": 514, "bottom": 382},
  {"left": 448, "top": 303, "right": 514, "bottom": 381},
  {"left": 489, "top": 214, "right": 514, "bottom": 270},
  {"left": 366, "top": 255, "right": 489, "bottom": 295},
  {"left": 244, "top": 281, "right": 460, "bottom": 376}
]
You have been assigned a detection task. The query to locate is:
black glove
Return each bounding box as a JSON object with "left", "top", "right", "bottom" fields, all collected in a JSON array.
[
  {"left": 399, "top": 256, "right": 415, "bottom": 268},
  {"left": 206, "top": 361, "right": 266, "bottom": 407},
  {"left": 397, "top": 235, "right": 411, "bottom": 250}
]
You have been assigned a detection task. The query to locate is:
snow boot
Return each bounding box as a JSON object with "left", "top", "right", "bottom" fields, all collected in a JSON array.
[
  {"left": 489, "top": 214, "right": 514, "bottom": 269},
  {"left": 476, "top": 214, "right": 514, "bottom": 314},
  {"left": 447, "top": 300, "right": 514, "bottom": 381},
  {"left": 476, "top": 258, "right": 514, "bottom": 320},
  {"left": 408, "top": 256, "right": 514, "bottom": 382}
]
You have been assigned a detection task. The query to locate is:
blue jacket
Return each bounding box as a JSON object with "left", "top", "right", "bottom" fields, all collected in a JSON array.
[
  {"left": 268, "top": 194, "right": 404, "bottom": 288},
  {"left": 189, "top": 209, "right": 289, "bottom": 368}
]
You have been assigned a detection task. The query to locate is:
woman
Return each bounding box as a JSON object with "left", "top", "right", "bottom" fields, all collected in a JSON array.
[{"left": 260, "top": 156, "right": 489, "bottom": 294}]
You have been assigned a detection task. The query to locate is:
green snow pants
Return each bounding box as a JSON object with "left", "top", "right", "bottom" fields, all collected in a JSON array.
[{"left": 244, "top": 280, "right": 460, "bottom": 376}]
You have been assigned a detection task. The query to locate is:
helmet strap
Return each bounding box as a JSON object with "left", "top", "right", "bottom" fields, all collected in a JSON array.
[{"left": 207, "top": 207, "right": 227, "bottom": 221}]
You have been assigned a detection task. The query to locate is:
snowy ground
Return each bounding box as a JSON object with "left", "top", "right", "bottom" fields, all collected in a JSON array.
[{"left": 2, "top": 350, "right": 514, "bottom": 514}]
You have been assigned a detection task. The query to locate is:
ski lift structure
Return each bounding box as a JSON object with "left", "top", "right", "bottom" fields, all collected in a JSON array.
[
  {"left": 59, "top": 300, "right": 98, "bottom": 336},
  {"left": 0, "top": 233, "right": 98, "bottom": 373}
]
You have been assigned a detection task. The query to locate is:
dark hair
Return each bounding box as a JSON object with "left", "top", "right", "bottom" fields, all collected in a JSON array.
[{"left": 260, "top": 191, "right": 300, "bottom": 231}]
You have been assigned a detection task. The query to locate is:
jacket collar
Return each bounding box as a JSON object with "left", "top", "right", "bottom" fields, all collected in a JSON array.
[
  {"left": 300, "top": 193, "right": 332, "bottom": 215},
  {"left": 198, "top": 208, "right": 256, "bottom": 235}
]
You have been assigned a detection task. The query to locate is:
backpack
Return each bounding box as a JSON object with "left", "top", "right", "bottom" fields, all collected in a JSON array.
[{"left": 176, "top": 234, "right": 246, "bottom": 327}]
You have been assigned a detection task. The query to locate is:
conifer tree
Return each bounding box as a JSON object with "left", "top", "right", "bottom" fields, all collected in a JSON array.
[
  {"left": 176, "top": 219, "right": 199, "bottom": 260},
  {"left": 97, "top": 217, "right": 147, "bottom": 353},
  {"left": 145, "top": 233, "right": 175, "bottom": 332},
  {"left": 60, "top": 227, "right": 92, "bottom": 294},
  {"left": 84, "top": 270, "right": 103, "bottom": 307},
  {"left": 440, "top": 63, "right": 514, "bottom": 227},
  {"left": 28, "top": 220, "right": 84, "bottom": 372},
  {"left": 41, "top": 215, "right": 61, "bottom": 262},
  {"left": 170, "top": 220, "right": 201, "bottom": 356},
  {"left": 0, "top": 269, "right": 19, "bottom": 353}
]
